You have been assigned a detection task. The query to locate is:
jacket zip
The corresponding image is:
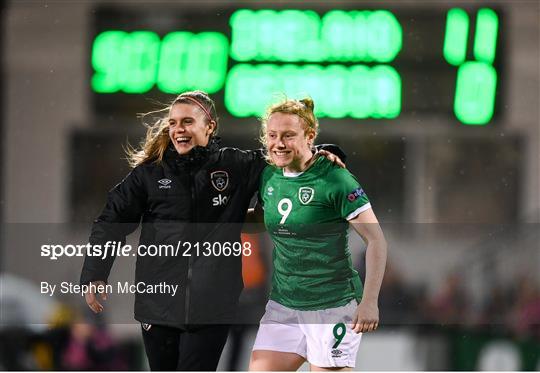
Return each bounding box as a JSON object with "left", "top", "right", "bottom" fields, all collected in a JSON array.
[{"left": 185, "top": 167, "right": 197, "bottom": 325}]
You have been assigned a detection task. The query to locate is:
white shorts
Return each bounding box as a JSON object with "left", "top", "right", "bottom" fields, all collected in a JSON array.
[{"left": 252, "top": 299, "right": 362, "bottom": 368}]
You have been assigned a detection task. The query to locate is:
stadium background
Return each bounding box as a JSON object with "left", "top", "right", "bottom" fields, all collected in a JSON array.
[{"left": 1, "top": 0, "right": 539, "bottom": 370}]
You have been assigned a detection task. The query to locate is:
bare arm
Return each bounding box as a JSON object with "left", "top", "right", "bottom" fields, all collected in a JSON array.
[
  {"left": 243, "top": 202, "right": 266, "bottom": 233},
  {"left": 348, "top": 208, "right": 387, "bottom": 333}
]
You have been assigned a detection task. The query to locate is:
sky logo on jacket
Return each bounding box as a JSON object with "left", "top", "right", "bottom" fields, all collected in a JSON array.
[
  {"left": 212, "top": 194, "right": 229, "bottom": 206},
  {"left": 158, "top": 178, "right": 172, "bottom": 189}
]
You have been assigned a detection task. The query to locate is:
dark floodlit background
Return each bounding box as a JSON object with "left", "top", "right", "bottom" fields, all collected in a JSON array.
[{"left": 1, "top": 0, "right": 539, "bottom": 370}]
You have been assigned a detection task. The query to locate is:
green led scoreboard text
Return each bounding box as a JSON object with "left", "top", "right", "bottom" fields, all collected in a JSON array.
[{"left": 91, "top": 8, "right": 500, "bottom": 125}]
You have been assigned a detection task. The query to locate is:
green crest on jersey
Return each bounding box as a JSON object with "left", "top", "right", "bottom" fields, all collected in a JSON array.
[{"left": 298, "top": 187, "right": 314, "bottom": 204}]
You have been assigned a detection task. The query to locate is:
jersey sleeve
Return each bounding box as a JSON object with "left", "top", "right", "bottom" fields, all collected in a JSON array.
[{"left": 328, "top": 167, "right": 371, "bottom": 221}]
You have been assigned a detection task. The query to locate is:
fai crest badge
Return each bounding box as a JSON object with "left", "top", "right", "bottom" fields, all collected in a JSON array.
[
  {"left": 298, "top": 187, "right": 314, "bottom": 205},
  {"left": 211, "top": 171, "right": 229, "bottom": 192}
]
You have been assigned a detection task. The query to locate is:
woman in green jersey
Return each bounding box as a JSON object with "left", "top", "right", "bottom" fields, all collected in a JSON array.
[{"left": 249, "top": 98, "right": 388, "bottom": 371}]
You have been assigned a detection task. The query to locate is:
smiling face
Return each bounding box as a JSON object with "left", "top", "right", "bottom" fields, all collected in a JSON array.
[
  {"left": 266, "top": 112, "right": 315, "bottom": 172},
  {"left": 168, "top": 103, "right": 216, "bottom": 155}
]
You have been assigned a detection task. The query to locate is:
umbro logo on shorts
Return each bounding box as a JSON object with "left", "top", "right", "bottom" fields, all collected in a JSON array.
[
  {"left": 158, "top": 178, "right": 172, "bottom": 189},
  {"left": 331, "top": 349, "right": 343, "bottom": 357}
]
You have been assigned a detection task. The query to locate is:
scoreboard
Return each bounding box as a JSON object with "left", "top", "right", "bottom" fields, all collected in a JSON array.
[{"left": 90, "top": 4, "right": 503, "bottom": 125}]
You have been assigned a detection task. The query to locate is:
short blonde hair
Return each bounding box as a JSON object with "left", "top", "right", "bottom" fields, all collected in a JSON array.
[{"left": 259, "top": 97, "right": 319, "bottom": 147}]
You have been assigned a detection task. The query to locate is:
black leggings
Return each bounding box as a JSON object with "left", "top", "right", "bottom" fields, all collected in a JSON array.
[{"left": 141, "top": 324, "right": 230, "bottom": 371}]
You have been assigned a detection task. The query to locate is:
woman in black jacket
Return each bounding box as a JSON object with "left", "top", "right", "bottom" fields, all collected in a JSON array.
[{"left": 80, "top": 91, "right": 343, "bottom": 371}]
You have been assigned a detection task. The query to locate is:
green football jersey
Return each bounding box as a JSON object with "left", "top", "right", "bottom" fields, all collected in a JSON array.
[{"left": 259, "top": 156, "right": 371, "bottom": 310}]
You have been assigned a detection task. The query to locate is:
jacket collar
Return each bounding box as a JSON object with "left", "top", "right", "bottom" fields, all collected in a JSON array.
[{"left": 165, "top": 136, "right": 221, "bottom": 169}]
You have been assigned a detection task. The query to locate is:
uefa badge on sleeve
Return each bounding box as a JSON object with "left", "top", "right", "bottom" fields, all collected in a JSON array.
[
  {"left": 347, "top": 187, "right": 365, "bottom": 202},
  {"left": 298, "top": 187, "right": 314, "bottom": 205}
]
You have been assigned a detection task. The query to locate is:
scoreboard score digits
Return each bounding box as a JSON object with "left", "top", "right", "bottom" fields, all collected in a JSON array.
[{"left": 91, "top": 6, "right": 501, "bottom": 125}]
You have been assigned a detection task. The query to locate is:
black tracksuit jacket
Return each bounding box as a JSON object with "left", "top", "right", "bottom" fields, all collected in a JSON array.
[{"left": 80, "top": 139, "right": 344, "bottom": 327}]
